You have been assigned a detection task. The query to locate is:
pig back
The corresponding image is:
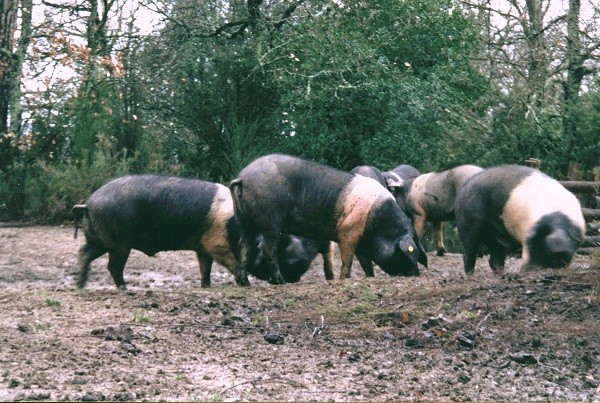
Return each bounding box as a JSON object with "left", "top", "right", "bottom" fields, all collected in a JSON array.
[
  {"left": 418, "top": 165, "right": 483, "bottom": 221},
  {"left": 233, "top": 154, "right": 354, "bottom": 240}
]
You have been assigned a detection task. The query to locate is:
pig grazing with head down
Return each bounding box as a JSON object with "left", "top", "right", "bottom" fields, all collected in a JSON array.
[
  {"left": 455, "top": 165, "right": 585, "bottom": 275},
  {"left": 398, "top": 164, "right": 484, "bottom": 256},
  {"left": 251, "top": 235, "right": 334, "bottom": 283},
  {"left": 230, "top": 154, "right": 427, "bottom": 285},
  {"left": 73, "top": 175, "right": 247, "bottom": 289}
]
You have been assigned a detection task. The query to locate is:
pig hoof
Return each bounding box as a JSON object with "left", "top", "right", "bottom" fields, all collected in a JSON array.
[
  {"left": 236, "top": 277, "right": 251, "bottom": 287},
  {"left": 269, "top": 274, "right": 286, "bottom": 285}
]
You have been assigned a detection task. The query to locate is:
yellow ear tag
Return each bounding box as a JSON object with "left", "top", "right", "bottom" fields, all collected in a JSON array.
[{"left": 408, "top": 245, "right": 414, "bottom": 253}]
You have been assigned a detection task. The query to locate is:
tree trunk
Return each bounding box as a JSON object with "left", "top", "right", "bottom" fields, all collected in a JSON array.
[
  {"left": 523, "top": 0, "right": 549, "bottom": 104},
  {"left": 563, "top": 0, "right": 587, "bottom": 160},
  {"left": 0, "top": 0, "right": 17, "bottom": 134},
  {"left": 8, "top": 0, "right": 32, "bottom": 134}
]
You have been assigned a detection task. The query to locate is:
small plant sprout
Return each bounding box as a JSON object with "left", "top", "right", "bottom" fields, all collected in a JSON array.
[
  {"left": 132, "top": 310, "right": 150, "bottom": 323},
  {"left": 45, "top": 299, "right": 61, "bottom": 307},
  {"left": 174, "top": 373, "right": 188, "bottom": 382}
]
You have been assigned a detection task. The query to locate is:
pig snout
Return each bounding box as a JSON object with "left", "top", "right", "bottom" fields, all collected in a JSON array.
[{"left": 543, "top": 230, "right": 577, "bottom": 268}]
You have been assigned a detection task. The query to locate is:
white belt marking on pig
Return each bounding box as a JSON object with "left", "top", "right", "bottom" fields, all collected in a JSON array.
[
  {"left": 335, "top": 176, "right": 392, "bottom": 278},
  {"left": 501, "top": 172, "right": 585, "bottom": 264},
  {"left": 336, "top": 177, "right": 391, "bottom": 242},
  {"left": 201, "top": 184, "right": 237, "bottom": 272},
  {"left": 408, "top": 172, "right": 434, "bottom": 217},
  {"left": 407, "top": 172, "right": 434, "bottom": 236}
]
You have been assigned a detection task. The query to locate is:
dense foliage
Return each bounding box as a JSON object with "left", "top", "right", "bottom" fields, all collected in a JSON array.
[{"left": 0, "top": 0, "right": 598, "bottom": 222}]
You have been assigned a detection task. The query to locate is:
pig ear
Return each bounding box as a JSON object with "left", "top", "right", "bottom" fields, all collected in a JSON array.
[
  {"left": 383, "top": 173, "right": 404, "bottom": 196},
  {"left": 398, "top": 236, "right": 419, "bottom": 265},
  {"left": 416, "top": 241, "right": 428, "bottom": 268}
]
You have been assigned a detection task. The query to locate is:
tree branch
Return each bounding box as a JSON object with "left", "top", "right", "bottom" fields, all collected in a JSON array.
[{"left": 41, "top": 0, "right": 90, "bottom": 12}]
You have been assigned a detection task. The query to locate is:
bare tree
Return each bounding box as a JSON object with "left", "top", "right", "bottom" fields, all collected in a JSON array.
[
  {"left": 0, "top": 0, "right": 32, "bottom": 173},
  {"left": 464, "top": 0, "right": 600, "bottom": 155},
  {"left": 1, "top": 0, "right": 32, "bottom": 135},
  {"left": 0, "top": 0, "right": 17, "bottom": 135},
  {"left": 563, "top": 0, "right": 599, "bottom": 155}
]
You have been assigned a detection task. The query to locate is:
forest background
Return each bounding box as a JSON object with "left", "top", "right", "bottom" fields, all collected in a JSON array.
[{"left": 1, "top": 0, "right": 599, "bottom": 226}]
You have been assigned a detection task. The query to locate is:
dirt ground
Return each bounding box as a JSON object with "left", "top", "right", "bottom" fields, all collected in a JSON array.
[{"left": 1, "top": 224, "right": 599, "bottom": 402}]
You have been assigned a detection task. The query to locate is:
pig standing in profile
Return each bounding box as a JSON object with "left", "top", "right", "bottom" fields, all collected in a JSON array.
[
  {"left": 73, "top": 175, "right": 247, "bottom": 289},
  {"left": 230, "top": 154, "right": 427, "bottom": 285},
  {"left": 454, "top": 165, "right": 585, "bottom": 275},
  {"left": 398, "top": 164, "right": 484, "bottom": 256}
]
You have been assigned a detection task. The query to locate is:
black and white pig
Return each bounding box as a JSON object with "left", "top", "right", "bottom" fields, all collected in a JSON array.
[
  {"left": 73, "top": 175, "right": 246, "bottom": 289},
  {"left": 387, "top": 164, "right": 421, "bottom": 183},
  {"left": 454, "top": 165, "right": 586, "bottom": 275},
  {"left": 398, "top": 164, "right": 484, "bottom": 256},
  {"left": 350, "top": 165, "right": 404, "bottom": 197},
  {"left": 230, "top": 154, "right": 427, "bottom": 285}
]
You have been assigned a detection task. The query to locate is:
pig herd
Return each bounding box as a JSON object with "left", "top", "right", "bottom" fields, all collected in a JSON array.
[{"left": 73, "top": 153, "right": 586, "bottom": 290}]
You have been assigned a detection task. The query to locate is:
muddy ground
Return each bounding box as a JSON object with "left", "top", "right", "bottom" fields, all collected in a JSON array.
[{"left": 0, "top": 224, "right": 599, "bottom": 402}]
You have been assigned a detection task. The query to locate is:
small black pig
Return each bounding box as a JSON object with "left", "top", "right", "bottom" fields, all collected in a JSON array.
[{"left": 251, "top": 235, "right": 334, "bottom": 283}]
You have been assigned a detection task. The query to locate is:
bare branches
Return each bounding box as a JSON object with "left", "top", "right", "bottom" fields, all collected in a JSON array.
[
  {"left": 145, "top": 0, "right": 306, "bottom": 41},
  {"left": 41, "top": 1, "right": 91, "bottom": 12}
]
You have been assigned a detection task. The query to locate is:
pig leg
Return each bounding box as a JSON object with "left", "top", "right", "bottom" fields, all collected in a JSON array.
[
  {"left": 77, "top": 242, "right": 107, "bottom": 288},
  {"left": 356, "top": 253, "right": 374, "bottom": 277},
  {"left": 260, "top": 233, "right": 286, "bottom": 285},
  {"left": 196, "top": 252, "right": 213, "bottom": 288},
  {"left": 458, "top": 226, "right": 482, "bottom": 276},
  {"left": 413, "top": 214, "right": 426, "bottom": 238},
  {"left": 235, "top": 227, "right": 257, "bottom": 286},
  {"left": 338, "top": 239, "right": 360, "bottom": 279},
  {"left": 519, "top": 244, "right": 531, "bottom": 270},
  {"left": 321, "top": 242, "right": 335, "bottom": 280},
  {"left": 107, "top": 249, "right": 130, "bottom": 289},
  {"left": 484, "top": 236, "right": 506, "bottom": 274},
  {"left": 434, "top": 222, "right": 446, "bottom": 256}
]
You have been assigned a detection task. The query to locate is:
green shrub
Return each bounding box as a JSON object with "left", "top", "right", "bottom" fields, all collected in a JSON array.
[{"left": 0, "top": 149, "right": 137, "bottom": 223}]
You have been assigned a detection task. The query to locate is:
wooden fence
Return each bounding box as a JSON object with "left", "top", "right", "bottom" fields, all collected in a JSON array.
[{"left": 559, "top": 180, "right": 600, "bottom": 254}]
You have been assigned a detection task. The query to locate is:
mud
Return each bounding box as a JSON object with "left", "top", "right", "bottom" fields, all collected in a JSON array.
[{"left": 0, "top": 225, "right": 599, "bottom": 401}]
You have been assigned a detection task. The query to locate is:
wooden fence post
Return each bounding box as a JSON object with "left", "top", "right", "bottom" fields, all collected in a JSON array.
[
  {"left": 524, "top": 158, "right": 541, "bottom": 169},
  {"left": 559, "top": 178, "right": 600, "bottom": 254}
]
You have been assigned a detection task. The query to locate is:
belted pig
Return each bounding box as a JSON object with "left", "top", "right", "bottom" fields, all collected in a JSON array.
[
  {"left": 454, "top": 165, "right": 585, "bottom": 275},
  {"left": 351, "top": 164, "right": 421, "bottom": 207},
  {"left": 398, "top": 164, "right": 484, "bottom": 256},
  {"left": 230, "top": 154, "right": 427, "bottom": 285},
  {"left": 387, "top": 164, "right": 421, "bottom": 183},
  {"left": 251, "top": 235, "right": 334, "bottom": 283},
  {"left": 73, "top": 175, "right": 248, "bottom": 289}
]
